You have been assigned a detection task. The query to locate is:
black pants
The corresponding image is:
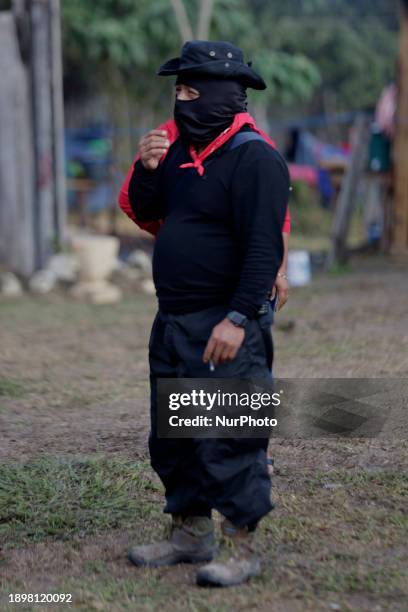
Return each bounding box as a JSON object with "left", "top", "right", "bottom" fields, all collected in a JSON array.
[{"left": 148, "top": 303, "right": 274, "bottom": 528}]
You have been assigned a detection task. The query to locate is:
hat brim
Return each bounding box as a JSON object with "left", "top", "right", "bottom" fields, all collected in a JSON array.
[{"left": 157, "top": 57, "right": 266, "bottom": 90}]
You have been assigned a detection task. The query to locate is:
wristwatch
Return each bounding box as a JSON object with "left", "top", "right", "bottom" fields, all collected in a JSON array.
[{"left": 227, "top": 311, "right": 248, "bottom": 328}]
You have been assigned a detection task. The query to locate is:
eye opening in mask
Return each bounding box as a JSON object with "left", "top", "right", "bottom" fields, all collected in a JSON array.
[{"left": 174, "top": 83, "right": 200, "bottom": 101}]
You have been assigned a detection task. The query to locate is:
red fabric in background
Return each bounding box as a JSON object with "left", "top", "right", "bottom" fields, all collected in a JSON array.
[{"left": 118, "top": 113, "right": 291, "bottom": 235}]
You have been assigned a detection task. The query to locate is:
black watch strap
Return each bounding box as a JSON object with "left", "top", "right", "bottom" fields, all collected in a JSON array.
[{"left": 227, "top": 311, "right": 248, "bottom": 328}]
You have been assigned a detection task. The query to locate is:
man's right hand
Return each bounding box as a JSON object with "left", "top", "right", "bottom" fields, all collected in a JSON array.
[{"left": 139, "top": 130, "right": 170, "bottom": 170}]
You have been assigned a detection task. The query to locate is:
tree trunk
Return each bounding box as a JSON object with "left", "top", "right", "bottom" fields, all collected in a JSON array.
[
  {"left": 252, "top": 102, "right": 269, "bottom": 133},
  {"left": 0, "top": 12, "right": 35, "bottom": 277},
  {"left": 169, "top": 0, "right": 193, "bottom": 41},
  {"left": 170, "top": 0, "right": 215, "bottom": 42},
  {"left": 196, "top": 0, "right": 214, "bottom": 39}
]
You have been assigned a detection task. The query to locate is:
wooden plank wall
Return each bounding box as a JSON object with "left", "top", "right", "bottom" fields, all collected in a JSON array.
[{"left": 393, "top": 3, "right": 408, "bottom": 253}]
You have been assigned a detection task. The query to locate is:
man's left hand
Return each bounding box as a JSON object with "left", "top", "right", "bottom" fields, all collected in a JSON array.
[
  {"left": 271, "top": 274, "right": 289, "bottom": 311},
  {"left": 203, "top": 318, "right": 245, "bottom": 366}
]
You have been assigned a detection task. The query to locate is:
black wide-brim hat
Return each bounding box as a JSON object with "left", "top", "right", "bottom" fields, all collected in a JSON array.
[{"left": 157, "top": 40, "right": 266, "bottom": 90}]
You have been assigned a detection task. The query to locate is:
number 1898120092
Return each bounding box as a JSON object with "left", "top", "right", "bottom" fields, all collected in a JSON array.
[{"left": 9, "top": 593, "right": 72, "bottom": 604}]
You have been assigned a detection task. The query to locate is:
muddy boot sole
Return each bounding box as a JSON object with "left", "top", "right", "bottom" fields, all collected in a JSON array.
[
  {"left": 128, "top": 547, "right": 216, "bottom": 568},
  {"left": 196, "top": 559, "right": 261, "bottom": 587}
]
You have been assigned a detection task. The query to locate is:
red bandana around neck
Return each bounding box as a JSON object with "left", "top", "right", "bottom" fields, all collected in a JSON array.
[{"left": 178, "top": 112, "right": 276, "bottom": 176}]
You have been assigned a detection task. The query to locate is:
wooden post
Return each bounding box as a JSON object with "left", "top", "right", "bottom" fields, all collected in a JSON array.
[
  {"left": 49, "top": 0, "right": 67, "bottom": 249},
  {"left": 30, "top": 0, "right": 54, "bottom": 269},
  {"left": 393, "top": 1, "right": 408, "bottom": 253},
  {"left": 0, "top": 12, "right": 36, "bottom": 277},
  {"left": 328, "top": 116, "right": 370, "bottom": 266}
]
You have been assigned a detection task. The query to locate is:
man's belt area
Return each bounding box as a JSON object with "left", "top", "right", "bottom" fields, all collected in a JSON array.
[{"left": 256, "top": 294, "right": 274, "bottom": 316}]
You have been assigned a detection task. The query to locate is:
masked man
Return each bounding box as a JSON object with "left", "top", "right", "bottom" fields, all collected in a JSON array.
[{"left": 118, "top": 40, "right": 290, "bottom": 587}]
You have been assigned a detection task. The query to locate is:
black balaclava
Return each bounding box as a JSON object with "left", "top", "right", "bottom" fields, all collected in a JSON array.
[{"left": 174, "top": 75, "right": 247, "bottom": 146}]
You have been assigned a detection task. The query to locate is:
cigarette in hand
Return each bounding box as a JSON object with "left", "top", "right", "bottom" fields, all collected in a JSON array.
[{"left": 209, "top": 359, "right": 215, "bottom": 372}]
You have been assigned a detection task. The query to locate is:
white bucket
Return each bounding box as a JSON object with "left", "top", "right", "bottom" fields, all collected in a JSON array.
[{"left": 287, "top": 250, "right": 311, "bottom": 287}]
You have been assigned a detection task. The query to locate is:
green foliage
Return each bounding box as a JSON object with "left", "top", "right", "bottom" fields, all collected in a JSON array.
[
  {"left": 272, "top": 17, "right": 397, "bottom": 110},
  {"left": 251, "top": 51, "right": 321, "bottom": 105},
  {"left": 62, "top": 0, "right": 320, "bottom": 106},
  {"left": 62, "top": 0, "right": 176, "bottom": 102},
  {"left": 61, "top": 0, "right": 399, "bottom": 115},
  {"left": 251, "top": 0, "right": 399, "bottom": 111}
]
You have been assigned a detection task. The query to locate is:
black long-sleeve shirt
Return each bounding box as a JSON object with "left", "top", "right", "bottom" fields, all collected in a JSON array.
[{"left": 128, "top": 126, "right": 290, "bottom": 318}]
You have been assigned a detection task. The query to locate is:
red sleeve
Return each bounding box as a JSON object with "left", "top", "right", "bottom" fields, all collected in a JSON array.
[
  {"left": 282, "top": 207, "right": 291, "bottom": 234},
  {"left": 118, "top": 152, "right": 140, "bottom": 225},
  {"left": 118, "top": 119, "right": 178, "bottom": 237}
]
